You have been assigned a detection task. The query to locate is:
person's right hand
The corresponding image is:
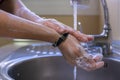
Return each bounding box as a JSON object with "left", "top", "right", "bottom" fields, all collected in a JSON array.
[
  {"left": 58, "top": 35, "right": 104, "bottom": 71},
  {"left": 37, "top": 18, "right": 94, "bottom": 42}
]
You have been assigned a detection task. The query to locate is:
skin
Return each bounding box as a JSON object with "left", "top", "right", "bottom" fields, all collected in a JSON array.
[{"left": 0, "top": 0, "right": 104, "bottom": 71}]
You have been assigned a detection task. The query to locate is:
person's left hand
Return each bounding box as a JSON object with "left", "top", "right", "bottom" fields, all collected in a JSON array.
[
  {"left": 58, "top": 35, "right": 104, "bottom": 71},
  {"left": 37, "top": 18, "right": 94, "bottom": 42}
]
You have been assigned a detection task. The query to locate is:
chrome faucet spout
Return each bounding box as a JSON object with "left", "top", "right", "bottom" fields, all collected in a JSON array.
[
  {"left": 70, "top": 0, "right": 112, "bottom": 56},
  {"left": 93, "top": 0, "right": 112, "bottom": 56},
  {"left": 94, "top": 0, "right": 111, "bottom": 39}
]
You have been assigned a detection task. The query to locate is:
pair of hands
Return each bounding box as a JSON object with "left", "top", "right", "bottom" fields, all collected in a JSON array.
[{"left": 39, "top": 18, "right": 104, "bottom": 71}]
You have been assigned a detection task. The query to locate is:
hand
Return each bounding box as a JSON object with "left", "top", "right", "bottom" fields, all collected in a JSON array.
[
  {"left": 58, "top": 35, "right": 104, "bottom": 71},
  {"left": 38, "top": 18, "right": 94, "bottom": 42},
  {"left": 38, "top": 18, "right": 68, "bottom": 34},
  {"left": 75, "top": 53, "right": 104, "bottom": 71}
]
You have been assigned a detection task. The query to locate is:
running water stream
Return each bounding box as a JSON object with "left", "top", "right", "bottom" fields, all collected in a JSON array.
[
  {"left": 73, "top": 0, "right": 78, "bottom": 80},
  {"left": 72, "top": 0, "right": 103, "bottom": 80}
]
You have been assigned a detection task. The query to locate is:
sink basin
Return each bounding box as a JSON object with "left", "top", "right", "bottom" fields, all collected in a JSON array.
[
  {"left": 1, "top": 56, "right": 120, "bottom": 80},
  {"left": 8, "top": 56, "right": 73, "bottom": 80},
  {"left": 1, "top": 43, "right": 120, "bottom": 80}
]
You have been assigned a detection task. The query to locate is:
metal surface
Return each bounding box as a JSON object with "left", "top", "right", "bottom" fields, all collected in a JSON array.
[
  {"left": 0, "top": 43, "right": 120, "bottom": 80},
  {"left": 0, "top": 0, "right": 119, "bottom": 79},
  {"left": 71, "top": 0, "right": 112, "bottom": 56},
  {"left": 93, "top": 0, "right": 112, "bottom": 56},
  {"left": 5, "top": 56, "right": 120, "bottom": 80}
]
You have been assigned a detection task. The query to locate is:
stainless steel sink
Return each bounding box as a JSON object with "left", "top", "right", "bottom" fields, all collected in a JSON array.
[
  {"left": 1, "top": 43, "right": 120, "bottom": 80},
  {"left": 8, "top": 56, "right": 73, "bottom": 80},
  {"left": 1, "top": 56, "right": 120, "bottom": 80}
]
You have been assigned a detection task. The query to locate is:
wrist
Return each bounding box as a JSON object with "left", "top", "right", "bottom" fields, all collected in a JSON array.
[{"left": 52, "top": 33, "right": 69, "bottom": 47}]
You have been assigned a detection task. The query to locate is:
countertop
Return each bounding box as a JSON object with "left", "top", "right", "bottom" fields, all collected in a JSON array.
[
  {"left": 0, "top": 41, "right": 51, "bottom": 62},
  {"left": 0, "top": 42, "right": 28, "bottom": 61}
]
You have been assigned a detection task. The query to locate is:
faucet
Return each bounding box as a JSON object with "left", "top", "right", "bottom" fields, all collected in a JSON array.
[
  {"left": 70, "top": 0, "right": 112, "bottom": 56},
  {"left": 94, "top": 0, "right": 112, "bottom": 56}
]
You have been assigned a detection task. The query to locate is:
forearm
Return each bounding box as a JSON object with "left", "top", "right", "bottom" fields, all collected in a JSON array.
[
  {"left": 14, "top": 0, "right": 43, "bottom": 23},
  {"left": 13, "top": 0, "right": 72, "bottom": 34},
  {"left": 15, "top": 7, "right": 43, "bottom": 22},
  {"left": 13, "top": 0, "right": 94, "bottom": 42},
  {"left": 0, "top": 10, "right": 60, "bottom": 43}
]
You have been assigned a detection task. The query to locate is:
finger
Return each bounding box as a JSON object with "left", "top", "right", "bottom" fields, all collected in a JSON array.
[
  {"left": 95, "top": 61, "right": 104, "bottom": 69},
  {"left": 93, "top": 54, "right": 103, "bottom": 62},
  {"left": 75, "top": 31, "right": 94, "bottom": 42},
  {"left": 86, "top": 35, "right": 94, "bottom": 41},
  {"left": 84, "top": 53, "right": 103, "bottom": 64},
  {"left": 85, "top": 54, "right": 103, "bottom": 70},
  {"left": 58, "top": 28, "right": 69, "bottom": 34},
  {"left": 70, "top": 31, "right": 88, "bottom": 42},
  {"left": 76, "top": 56, "right": 104, "bottom": 71},
  {"left": 76, "top": 59, "right": 95, "bottom": 71},
  {"left": 78, "top": 56, "right": 98, "bottom": 71},
  {"left": 76, "top": 31, "right": 88, "bottom": 42},
  {"left": 88, "top": 61, "right": 104, "bottom": 71}
]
